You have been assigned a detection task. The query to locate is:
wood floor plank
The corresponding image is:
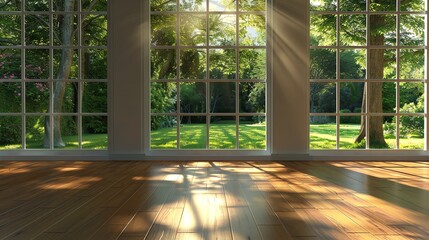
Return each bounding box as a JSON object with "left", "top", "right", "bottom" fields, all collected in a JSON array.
[{"left": 228, "top": 206, "right": 262, "bottom": 240}]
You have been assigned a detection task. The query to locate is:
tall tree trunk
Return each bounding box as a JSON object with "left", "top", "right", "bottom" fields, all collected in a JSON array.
[
  {"left": 44, "top": 0, "right": 75, "bottom": 148},
  {"left": 355, "top": 13, "right": 388, "bottom": 148}
]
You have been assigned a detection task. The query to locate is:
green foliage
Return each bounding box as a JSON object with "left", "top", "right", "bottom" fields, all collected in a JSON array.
[{"left": 0, "top": 116, "right": 21, "bottom": 145}]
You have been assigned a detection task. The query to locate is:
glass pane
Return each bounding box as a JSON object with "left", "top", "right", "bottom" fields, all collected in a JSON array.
[
  {"left": 239, "top": 116, "right": 265, "bottom": 149},
  {"left": 151, "top": 49, "right": 177, "bottom": 80},
  {"left": 370, "top": 0, "right": 395, "bottom": 11},
  {"left": 310, "top": 0, "right": 337, "bottom": 11},
  {"left": 400, "top": 49, "right": 424, "bottom": 79},
  {"left": 0, "top": 49, "right": 21, "bottom": 79},
  {"left": 310, "top": 116, "right": 336, "bottom": 149},
  {"left": 53, "top": 49, "right": 79, "bottom": 79},
  {"left": 339, "top": 0, "right": 366, "bottom": 11},
  {"left": 400, "top": 15, "right": 425, "bottom": 46},
  {"left": 151, "top": 82, "right": 177, "bottom": 113},
  {"left": 82, "top": 14, "right": 108, "bottom": 46},
  {"left": 310, "top": 82, "right": 336, "bottom": 113},
  {"left": 180, "top": 0, "right": 206, "bottom": 11},
  {"left": 382, "top": 82, "right": 396, "bottom": 113},
  {"left": 82, "top": 49, "right": 107, "bottom": 79},
  {"left": 310, "top": 15, "right": 336, "bottom": 46},
  {"left": 180, "top": 116, "right": 206, "bottom": 149},
  {"left": 25, "top": 82, "right": 50, "bottom": 113},
  {"left": 209, "top": 116, "right": 236, "bottom": 149},
  {"left": 53, "top": 0, "right": 78, "bottom": 11},
  {"left": 53, "top": 14, "right": 78, "bottom": 46},
  {"left": 209, "top": 14, "right": 236, "bottom": 46},
  {"left": 310, "top": 48, "right": 336, "bottom": 79},
  {"left": 180, "top": 49, "right": 206, "bottom": 79},
  {"left": 240, "top": 0, "right": 265, "bottom": 11},
  {"left": 239, "top": 49, "right": 266, "bottom": 79},
  {"left": 25, "top": 0, "right": 49, "bottom": 11},
  {"left": 0, "top": 15, "right": 21, "bottom": 46},
  {"left": 82, "top": 116, "right": 108, "bottom": 149},
  {"left": 82, "top": 0, "right": 108, "bottom": 11},
  {"left": 0, "top": 82, "right": 21, "bottom": 113},
  {"left": 340, "top": 14, "right": 366, "bottom": 46},
  {"left": 151, "top": 0, "right": 176, "bottom": 11},
  {"left": 0, "top": 116, "right": 21, "bottom": 150},
  {"left": 180, "top": 14, "right": 206, "bottom": 46},
  {"left": 151, "top": 115, "right": 177, "bottom": 149},
  {"left": 400, "top": 82, "right": 424, "bottom": 113},
  {"left": 151, "top": 14, "right": 176, "bottom": 46},
  {"left": 26, "top": 116, "right": 48, "bottom": 149},
  {"left": 369, "top": 15, "right": 396, "bottom": 46},
  {"left": 0, "top": 0, "right": 21, "bottom": 11},
  {"left": 239, "top": 82, "right": 265, "bottom": 113},
  {"left": 26, "top": 49, "right": 50, "bottom": 79},
  {"left": 400, "top": 0, "right": 425, "bottom": 11},
  {"left": 209, "top": 49, "right": 236, "bottom": 79},
  {"left": 340, "top": 116, "right": 363, "bottom": 149},
  {"left": 368, "top": 115, "right": 394, "bottom": 149},
  {"left": 209, "top": 0, "right": 235, "bottom": 11},
  {"left": 82, "top": 82, "right": 108, "bottom": 113},
  {"left": 239, "top": 14, "right": 265, "bottom": 46},
  {"left": 399, "top": 116, "right": 424, "bottom": 149},
  {"left": 366, "top": 82, "right": 395, "bottom": 113},
  {"left": 210, "top": 82, "right": 236, "bottom": 113},
  {"left": 180, "top": 82, "right": 205, "bottom": 113},
  {"left": 54, "top": 116, "right": 78, "bottom": 149},
  {"left": 340, "top": 82, "right": 364, "bottom": 114},
  {"left": 53, "top": 82, "right": 78, "bottom": 113},
  {"left": 25, "top": 15, "right": 50, "bottom": 46},
  {"left": 340, "top": 49, "right": 366, "bottom": 79}
]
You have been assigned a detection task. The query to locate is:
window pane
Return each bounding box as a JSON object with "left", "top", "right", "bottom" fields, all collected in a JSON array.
[
  {"left": 26, "top": 116, "right": 48, "bottom": 149},
  {"left": 310, "top": 48, "right": 336, "bottom": 79},
  {"left": 209, "top": 14, "right": 236, "bottom": 46},
  {"left": 180, "top": 14, "right": 206, "bottom": 46},
  {"left": 209, "top": 0, "right": 235, "bottom": 11},
  {"left": 209, "top": 49, "right": 236, "bottom": 79},
  {"left": 240, "top": 0, "right": 265, "bottom": 11},
  {"left": 180, "top": 116, "right": 206, "bottom": 149},
  {"left": 25, "top": 0, "right": 49, "bottom": 11},
  {"left": 399, "top": 116, "right": 424, "bottom": 149},
  {"left": 400, "top": 0, "right": 425, "bottom": 11},
  {"left": 82, "top": 116, "right": 108, "bottom": 149},
  {"left": 340, "top": 49, "right": 366, "bottom": 79},
  {"left": 82, "top": 14, "right": 108, "bottom": 46},
  {"left": 0, "top": 0, "right": 21, "bottom": 11},
  {"left": 25, "top": 82, "right": 50, "bottom": 113},
  {"left": 180, "top": 82, "right": 205, "bottom": 113},
  {"left": 310, "top": 82, "right": 336, "bottom": 113},
  {"left": 0, "top": 116, "right": 21, "bottom": 150},
  {"left": 239, "top": 49, "right": 266, "bottom": 79},
  {"left": 151, "top": 115, "right": 177, "bottom": 149},
  {"left": 82, "top": 49, "right": 107, "bottom": 79},
  {"left": 151, "top": 0, "right": 176, "bottom": 11},
  {"left": 339, "top": 0, "right": 366, "bottom": 11},
  {"left": 340, "top": 82, "right": 364, "bottom": 114},
  {"left": 0, "top": 82, "right": 21, "bottom": 113},
  {"left": 53, "top": 0, "right": 78, "bottom": 11},
  {"left": 26, "top": 49, "right": 50, "bottom": 79},
  {"left": 53, "top": 14, "right": 78, "bottom": 46},
  {"left": 239, "top": 116, "right": 265, "bottom": 149},
  {"left": 82, "top": 82, "right": 108, "bottom": 113},
  {"left": 180, "top": 0, "right": 206, "bottom": 11},
  {"left": 381, "top": 82, "right": 396, "bottom": 113},
  {"left": 0, "top": 49, "right": 21, "bottom": 79},
  {"left": 54, "top": 116, "right": 78, "bottom": 149},
  {"left": 239, "top": 82, "right": 265, "bottom": 113},
  {"left": 400, "top": 15, "right": 425, "bottom": 46},
  {"left": 180, "top": 49, "right": 206, "bottom": 79},
  {"left": 310, "top": 116, "right": 337, "bottom": 149},
  {"left": 53, "top": 82, "right": 77, "bottom": 113},
  {"left": 340, "top": 14, "right": 366, "bottom": 46},
  {"left": 340, "top": 116, "right": 363, "bottom": 149},
  {"left": 151, "top": 49, "right": 177, "bottom": 80},
  {"left": 370, "top": 0, "right": 395, "bottom": 11},
  {"left": 368, "top": 116, "right": 395, "bottom": 149},
  {"left": 400, "top": 49, "right": 424, "bottom": 79},
  {"left": 210, "top": 82, "right": 236, "bottom": 113},
  {"left": 151, "top": 14, "right": 177, "bottom": 46},
  {"left": 82, "top": 0, "right": 107, "bottom": 11},
  {"left": 0, "top": 15, "right": 21, "bottom": 46},
  {"left": 25, "top": 15, "right": 50, "bottom": 46},
  {"left": 310, "top": 0, "right": 337, "bottom": 11},
  {"left": 239, "top": 14, "right": 265, "bottom": 46},
  {"left": 151, "top": 82, "right": 177, "bottom": 113},
  {"left": 369, "top": 15, "right": 396, "bottom": 46},
  {"left": 400, "top": 82, "right": 424, "bottom": 113},
  {"left": 54, "top": 49, "right": 78, "bottom": 79},
  {"left": 310, "top": 14, "right": 336, "bottom": 46},
  {"left": 209, "top": 116, "right": 236, "bottom": 149}
]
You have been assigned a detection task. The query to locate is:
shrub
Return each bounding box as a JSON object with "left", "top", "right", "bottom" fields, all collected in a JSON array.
[{"left": 0, "top": 116, "right": 21, "bottom": 145}]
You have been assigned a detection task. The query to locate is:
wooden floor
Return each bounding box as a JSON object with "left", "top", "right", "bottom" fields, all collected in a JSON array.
[{"left": 1, "top": 161, "right": 429, "bottom": 240}]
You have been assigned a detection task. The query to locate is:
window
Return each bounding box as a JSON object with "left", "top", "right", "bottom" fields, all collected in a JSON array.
[
  {"left": 149, "top": 0, "right": 267, "bottom": 150},
  {"left": 0, "top": 0, "right": 108, "bottom": 150},
  {"left": 310, "top": 0, "right": 427, "bottom": 150}
]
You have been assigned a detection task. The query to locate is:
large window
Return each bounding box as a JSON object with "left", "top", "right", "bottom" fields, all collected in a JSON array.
[
  {"left": 310, "top": 0, "right": 427, "bottom": 150},
  {"left": 149, "top": 0, "right": 267, "bottom": 150},
  {"left": 0, "top": 0, "right": 108, "bottom": 150}
]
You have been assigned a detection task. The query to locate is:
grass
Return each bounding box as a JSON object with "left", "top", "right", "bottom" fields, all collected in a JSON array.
[{"left": 310, "top": 123, "right": 424, "bottom": 150}]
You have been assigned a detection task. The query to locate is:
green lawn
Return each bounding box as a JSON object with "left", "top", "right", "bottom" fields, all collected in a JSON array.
[{"left": 310, "top": 123, "right": 424, "bottom": 149}]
